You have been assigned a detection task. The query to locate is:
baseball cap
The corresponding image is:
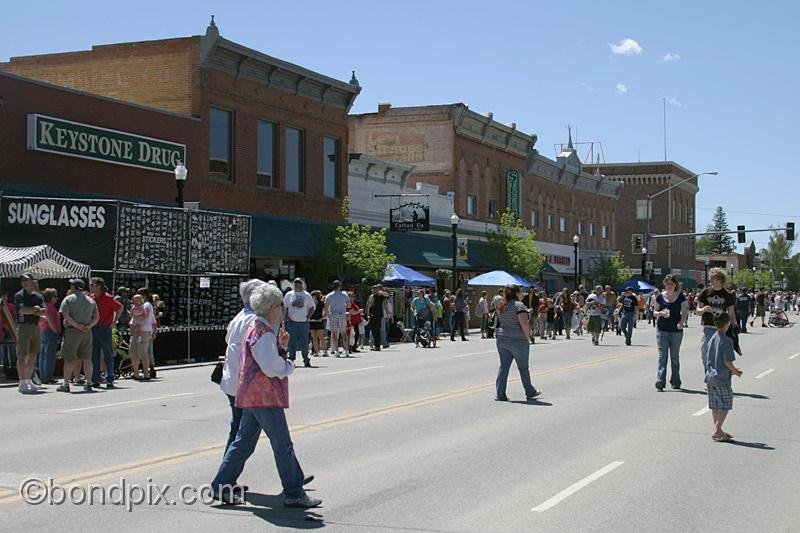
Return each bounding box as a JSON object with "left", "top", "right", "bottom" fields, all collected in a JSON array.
[
  {"left": 69, "top": 278, "right": 86, "bottom": 290},
  {"left": 20, "top": 272, "right": 35, "bottom": 280},
  {"left": 293, "top": 277, "right": 304, "bottom": 284}
]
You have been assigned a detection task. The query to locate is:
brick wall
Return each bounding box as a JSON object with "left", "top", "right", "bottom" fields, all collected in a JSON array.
[
  {"left": 0, "top": 73, "right": 200, "bottom": 204},
  {"left": 0, "top": 38, "right": 199, "bottom": 116}
]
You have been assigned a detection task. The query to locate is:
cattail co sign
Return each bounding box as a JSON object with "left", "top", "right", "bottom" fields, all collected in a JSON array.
[{"left": 27, "top": 114, "right": 186, "bottom": 173}]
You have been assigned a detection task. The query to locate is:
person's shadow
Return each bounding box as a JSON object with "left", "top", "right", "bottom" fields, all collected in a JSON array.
[
  {"left": 214, "top": 491, "right": 325, "bottom": 529},
  {"left": 510, "top": 399, "right": 554, "bottom": 406},
  {"left": 722, "top": 440, "right": 775, "bottom": 450}
]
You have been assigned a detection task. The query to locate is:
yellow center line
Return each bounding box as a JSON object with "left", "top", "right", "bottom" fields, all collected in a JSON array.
[{"left": 0, "top": 347, "right": 648, "bottom": 504}]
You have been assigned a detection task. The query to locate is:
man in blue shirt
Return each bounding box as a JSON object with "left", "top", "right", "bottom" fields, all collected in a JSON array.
[{"left": 734, "top": 288, "right": 752, "bottom": 333}]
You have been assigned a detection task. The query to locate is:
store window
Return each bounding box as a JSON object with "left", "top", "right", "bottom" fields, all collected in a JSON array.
[
  {"left": 257, "top": 120, "right": 277, "bottom": 188},
  {"left": 467, "top": 195, "right": 477, "bottom": 215},
  {"left": 285, "top": 127, "right": 304, "bottom": 193},
  {"left": 209, "top": 107, "right": 232, "bottom": 179},
  {"left": 323, "top": 137, "right": 340, "bottom": 198}
]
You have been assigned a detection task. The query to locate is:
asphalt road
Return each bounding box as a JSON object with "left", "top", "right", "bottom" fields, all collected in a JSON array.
[{"left": 1, "top": 317, "right": 798, "bottom": 532}]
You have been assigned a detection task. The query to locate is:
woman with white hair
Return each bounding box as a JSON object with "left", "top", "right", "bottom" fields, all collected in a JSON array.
[
  {"left": 219, "top": 279, "right": 265, "bottom": 454},
  {"left": 211, "top": 283, "right": 320, "bottom": 508}
]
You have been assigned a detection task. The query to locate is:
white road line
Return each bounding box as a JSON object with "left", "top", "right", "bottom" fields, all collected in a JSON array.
[
  {"left": 692, "top": 406, "right": 710, "bottom": 417},
  {"left": 318, "top": 366, "right": 384, "bottom": 377},
  {"left": 531, "top": 461, "right": 624, "bottom": 513},
  {"left": 452, "top": 350, "right": 494, "bottom": 359},
  {"left": 60, "top": 393, "right": 196, "bottom": 413},
  {"left": 790, "top": 353, "right": 800, "bottom": 360},
  {"left": 755, "top": 369, "right": 775, "bottom": 380}
]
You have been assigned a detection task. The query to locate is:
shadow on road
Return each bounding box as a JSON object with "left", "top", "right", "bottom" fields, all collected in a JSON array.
[
  {"left": 733, "top": 392, "right": 769, "bottom": 399},
  {"left": 724, "top": 440, "right": 775, "bottom": 450},
  {"left": 215, "top": 491, "right": 325, "bottom": 529},
  {"left": 509, "top": 399, "right": 553, "bottom": 406}
]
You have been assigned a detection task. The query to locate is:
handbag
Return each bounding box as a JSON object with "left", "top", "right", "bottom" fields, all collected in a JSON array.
[{"left": 210, "top": 362, "right": 224, "bottom": 384}]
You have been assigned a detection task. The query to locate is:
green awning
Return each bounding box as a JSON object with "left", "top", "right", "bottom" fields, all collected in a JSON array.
[
  {"left": 388, "top": 232, "right": 490, "bottom": 270},
  {"left": 250, "top": 215, "right": 335, "bottom": 259},
  {"left": 680, "top": 277, "right": 700, "bottom": 289}
]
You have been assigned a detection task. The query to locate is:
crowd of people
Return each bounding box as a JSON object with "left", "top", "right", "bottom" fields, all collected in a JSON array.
[{"left": 1, "top": 274, "right": 164, "bottom": 393}]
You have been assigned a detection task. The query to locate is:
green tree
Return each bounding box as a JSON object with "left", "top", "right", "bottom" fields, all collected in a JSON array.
[
  {"left": 702, "top": 206, "right": 736, "bottom": 254},
  {"left": 485, "top": 209, "right": 545, "bottom": 282},
  {"left": 334, "top": 197, "right": 396, "bottom": 282},
  {"left": 731, "top": 269, "right": 772, "bottom": 291},
  {"left": 759, "top": 230, "right": 798, "bottom": 290},
  {"left": 587, "top": 252, "right": 632, "bottom": 287},
  {"left": 695, "top": 235, "right": 715, "bottom": 255}
]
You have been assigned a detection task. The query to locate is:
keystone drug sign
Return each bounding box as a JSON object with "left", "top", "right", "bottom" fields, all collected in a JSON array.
[{"left": 27, "top": 114, "right": 186, "bottom": 173}]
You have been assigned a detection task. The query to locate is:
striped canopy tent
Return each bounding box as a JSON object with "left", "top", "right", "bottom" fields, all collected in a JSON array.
[{"left": 0, "top": 245, "right": 91, "bottom": 279}]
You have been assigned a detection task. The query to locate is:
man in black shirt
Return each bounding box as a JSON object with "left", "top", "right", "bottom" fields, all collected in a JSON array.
[
  {"left": 750, "top": 288, "right": 767, "bottom": 328},
  {"left": 366, "top": 284, "right": 388, "bottom": 351},
  {"left": 697, "top": 268, "right": 736, "bottom": 373},
  {"left": 13, "top": 273, "right": 45, "bottom": 394},
  {"left": 619, "top": 287, "right": 639, "bottom": 346}
]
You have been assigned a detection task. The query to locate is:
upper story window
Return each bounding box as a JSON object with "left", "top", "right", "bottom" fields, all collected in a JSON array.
[
  {"left": 467, "top": 195, "right": 477, "bottom": 215},
  {"left": 576, "top": 221, "right": 583, "bottom": 235},
  {"left": 547, "top": 214, "right": 554, "bottom": 230},
  {"left": 531, "top": 209, "right": 539, "bottom": 227},
  {"left": 209, "top": 107, "right": 232, "bottom": 180},
  {"left": 602, "top": 225, "right": 609, "bottom": 239},
  {"left": 559, "top": 217, "right": 567, "bottom": 233},
  {"left": 488, "top": 200, "right": 497, "bottom": 219},
  {"left": 636, "top": 199, "right": 652, "bottom": 220},
  {"left": 257, "top": 120, "right": 277, "bottom": 188},
  {"left": 285, "top": 127, "right": 304, "bottom": 193},
  {"left": 323, "top": 137, "right": 340, "bottom": 198},
  {"left": 589, "top": 222, "right": 595, "bottom": 237}
]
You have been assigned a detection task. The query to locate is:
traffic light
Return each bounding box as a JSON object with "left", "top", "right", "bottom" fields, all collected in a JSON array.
[
  {"left": 737, "top": 225, "right": 746, "bottom": 244},
  {"left": 787, "top": 222, "right": 795, "bottom": 241},
  {"left": 632, "top": 234, "right": 643, "bottom": 252}
]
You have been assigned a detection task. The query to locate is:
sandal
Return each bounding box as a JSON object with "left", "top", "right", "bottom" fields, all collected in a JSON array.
[{"left": 712, "top": 434, "right": 732, "bottom": 442}]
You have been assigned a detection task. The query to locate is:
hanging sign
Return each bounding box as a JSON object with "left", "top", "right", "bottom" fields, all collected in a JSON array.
[
  {"left": 506, "top": 169, "right": 522, "bottom": 217},
  {"left": 390, "top": 202, "right": 430, "bottom": 232},
  {"left": 457, "top": 238, "right": 468, "bottom": 260}
]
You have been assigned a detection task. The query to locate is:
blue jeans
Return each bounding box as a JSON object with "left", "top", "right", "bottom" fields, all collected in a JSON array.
[
  {"left": 38, "top": 330, "right": 60, "bottom": 383},
  {"left": 620, "top": 312, "right": 635, "bottom": 342},
  {"left": 495, "top": 337, "right": 537, "bottom": 398},
  {"left": 656, "top": 329, "right": 683, "bottom": 387},
  {"left": 605, "top": 308, "right": 614, "bottom": 330},
  {"left": 562, "top": 312, "right": 573, "bottom": 335},
  {"left": 91, "top": 326, "right": 115, "bottom": 384},
  {"left": 443, "top": 310, "right": 452, "bottom": 333},
  {"left": 285, "top": 321, "right": 310, "bottom": 363},
  {"left": 736, "top": 307, "right": 749, "bottom": 332},
  {"left": 225, "top": 393, "right": 243, "bottom": 456},
  {"left": 211, "top": 407, "right": 306, "bottom": 499},
  {"left": 381, "top": 318, "right": 388, "bottom": 347}
]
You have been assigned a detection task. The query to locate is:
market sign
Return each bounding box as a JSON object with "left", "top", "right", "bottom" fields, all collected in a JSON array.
[
  {"left": 389, "top": 202, "right": 430, "bottom": 232},
  {"left": 0, "top": 197, "right": 117, "bottom": 270},
  {"left": 506, "top": 169, "right": 521, "bottom": 217},
  {"left": 27, "top": 114, "right": 186, "bottom": 173}
]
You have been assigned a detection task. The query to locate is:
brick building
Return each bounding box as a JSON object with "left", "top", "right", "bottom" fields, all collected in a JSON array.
[
  {"left": 0, "top": 17, "right": 360, "bottom": 276},
  {"left": 349, "top": 103, "right": 623, "bottom": 291},
  {"left": 584, "top": 161, "right": 704, "bottom": 284}
]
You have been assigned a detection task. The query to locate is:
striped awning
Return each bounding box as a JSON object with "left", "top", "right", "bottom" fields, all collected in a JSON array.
[{"left": 0, "top": 245, "right": 91, "bottom": 279}]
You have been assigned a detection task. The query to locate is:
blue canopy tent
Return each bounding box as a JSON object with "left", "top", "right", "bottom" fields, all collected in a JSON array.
[
  {"left": 615, "top": 278, "right": 658, "bottom": 292},
  {"left": 383, "top": 263, "right": 436, "bottom": 287},
  {"left": 467, "top": 270, "right": 540, "bottom": 288}
]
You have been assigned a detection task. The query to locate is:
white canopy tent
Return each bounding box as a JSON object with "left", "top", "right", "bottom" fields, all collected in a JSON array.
[{"left": 0, "top": 245, "right": 91, "bottom": 279}]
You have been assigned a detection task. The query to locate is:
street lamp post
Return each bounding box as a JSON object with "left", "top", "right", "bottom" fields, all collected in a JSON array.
[
  {"left": 751, "top": 266, "right": 756, "bottom": 291},
  {"left": 573, "top": 235, "right": 580, "bottom": 291},
  {"left": 451, "top": 213, "right": 459, "bottom": 292},
  {"left": 641, "top": 247, "right": 647, "bottom": 282},
  {"left": 644, "top": 171, "right": 717, "bottom": 283},
  {"left": 174, "top": 162, "right": 188, "bottom": 208}
]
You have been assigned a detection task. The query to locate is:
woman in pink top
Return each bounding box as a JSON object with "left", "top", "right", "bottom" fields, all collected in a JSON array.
[{"left": 37, "top": 288, "right": 62, "bottom": 384}]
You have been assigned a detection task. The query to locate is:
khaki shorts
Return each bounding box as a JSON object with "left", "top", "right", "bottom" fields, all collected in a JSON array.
[
  {"left": 61, "top": 328, "right": 93, "bottom": 360},
  {"left": 129, "top": 331, "right": 152, "bottom": 359},
  {"left": 16, "top": 323, "right": 42, "bottom": 355}
]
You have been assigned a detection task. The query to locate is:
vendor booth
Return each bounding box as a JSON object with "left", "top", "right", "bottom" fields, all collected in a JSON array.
[{"left": 0, "top": 195, "right": 251, "bottom": 364}]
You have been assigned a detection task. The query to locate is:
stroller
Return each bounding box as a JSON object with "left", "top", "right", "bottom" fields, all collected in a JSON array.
[
  {"left": 768, "top": 308, "right": 790, "bottom": 327},
  {"left": 413, "top": 307, "right": 437, "bottom": 348}
]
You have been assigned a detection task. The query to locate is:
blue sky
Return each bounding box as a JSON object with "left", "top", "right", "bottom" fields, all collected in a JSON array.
[{"left": 2, "top": 0, "right": 797, "bottom": 253}]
